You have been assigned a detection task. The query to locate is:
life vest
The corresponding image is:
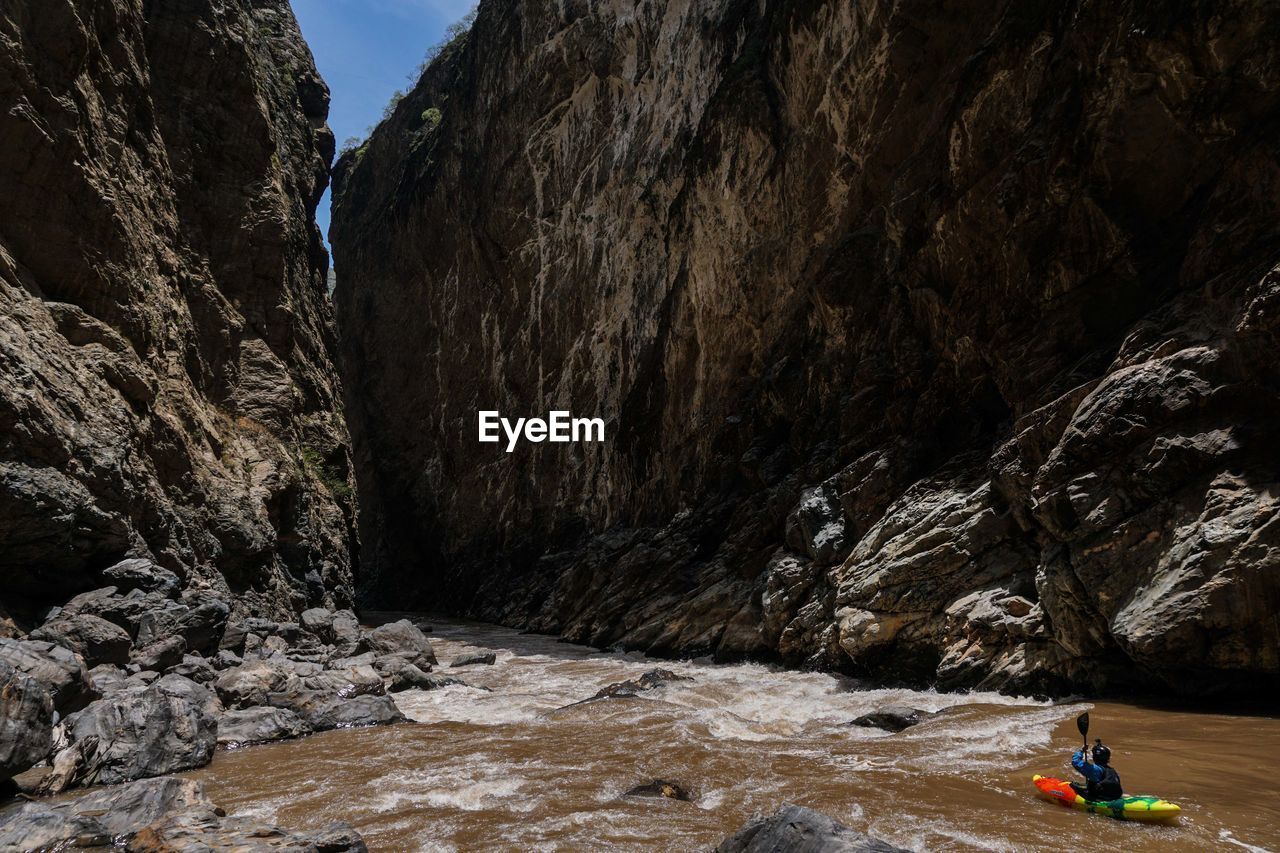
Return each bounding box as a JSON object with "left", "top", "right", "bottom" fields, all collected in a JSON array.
[{"left": 1088, "top": 765, "right": 1123, "bottom": 801}]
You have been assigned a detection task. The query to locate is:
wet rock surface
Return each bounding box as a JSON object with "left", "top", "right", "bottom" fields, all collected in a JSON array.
[
  {"left": 849, "top": 706, "right": 936, "bottom": 733},
  {"left": 333, "top": 0, "right": 1280, "bottom": 699},
  {"left": 624, "top": 780, "right": 692, "bottom": 801},
  {"left": 716, "top": 804, "right": 910, "bottom": 853},
  {"left": 0, "top": 776, "right": 368, "bottom": 851}
]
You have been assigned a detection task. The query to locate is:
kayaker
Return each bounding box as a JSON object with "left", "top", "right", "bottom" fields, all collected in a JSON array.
[{"left": 1070, "top": 739, "right": 1124, "bottom": 801}]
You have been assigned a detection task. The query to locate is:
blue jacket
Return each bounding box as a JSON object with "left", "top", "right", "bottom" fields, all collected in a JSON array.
[{"left": 1071, "top": 749, "right": 1105, "bottom": 783}]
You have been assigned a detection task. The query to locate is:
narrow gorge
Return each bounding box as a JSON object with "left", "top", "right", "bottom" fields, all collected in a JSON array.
[
  {"left": 332, "top": 0, "right": 1280, "bottom": 699},
  {"left": 1, "top": 0, "right": 1278, "bottom": 849}
]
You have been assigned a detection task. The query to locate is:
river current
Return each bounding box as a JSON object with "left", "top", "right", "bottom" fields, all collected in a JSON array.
[{"left": 186, "top": 616, "right": 1280, "bottom": 851}]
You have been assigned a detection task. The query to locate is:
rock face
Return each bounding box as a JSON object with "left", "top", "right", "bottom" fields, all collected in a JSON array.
[
  {"left": 333, "top": 0, "right": 1280, "bottom": 697},
  {"left": 0, "top": 0, "right": 355, "bottom": 629},
  {"left": 716, "top": 804, "right": 908, "bottom": 853}
]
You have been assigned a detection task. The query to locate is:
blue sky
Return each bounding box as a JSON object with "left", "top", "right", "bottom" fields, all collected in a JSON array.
[{"left": 293, "top": 0, "right": 477, "bottom": 244}]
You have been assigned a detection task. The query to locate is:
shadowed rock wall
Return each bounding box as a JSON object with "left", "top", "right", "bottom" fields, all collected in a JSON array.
[
  {"left": 0, "top": 0, "right": 355, "bottom": 628},
  {"left": 333, "top": 0, "right": 1280, "bottom": 697}
]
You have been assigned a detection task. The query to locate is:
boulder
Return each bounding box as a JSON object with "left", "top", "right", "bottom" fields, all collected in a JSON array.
[
  {"left": 378, "top": 657, "right": 442, "bottom": 692},
  {"left": 624, "top": 779, "right": 692, "bottom": 801},
  {"left": 0, "top": 637, "right": 95, "bottom": 713},
  {"left": 214, "top": 660, "right": 300, "bottom": 709},
  {"left": 305, "top": 664, "right": 385, "bottom": 697},
  {"left": 450, "top": 651, "right": 496, "bottom": 668},
  {"left": 87, "top": 663, "right": 129, "bottom": 696},
  {"left": 217, "top": 706, "right": 311, "bottom": 747},
  {"left": 565, "top": 668, "right": 692, "bottom": 707},
  {"left": 135, "top": 592, "right": 229, "bottom": 655},
  {"left": 132, "top": 635, "right": 187, "bottom": 671},
  {"left": 716, "top": 804, "right": 909, "bottom": 852},
  {"left": 0, "top": 775, "right": 368, "bottom": 851},
  {"left": 849, "top": 705, "right": 934, "bottom": 733},
  {"left": 364, "top": 619, "right": 437, "bottom": 667},
  {"left": 100, "top": 558, "right": 180, "bottom": 595},
  {"left": 30, "top": 613, "right": 132, "bottom": 667},
  {"left": 213, "top": 649, "right": 243, "bottom": 669},
  {"left": 44, "top": 674, "right": 219, "bottom": 791},
  {"left": 167, "top": 653, "right": 218, "bottom": 685},
  {"left": 0, "top": 660, "right": 53, "bottom": 781},
  {"left": 266, "top": 689, "right": 405, "bottom": 732}
]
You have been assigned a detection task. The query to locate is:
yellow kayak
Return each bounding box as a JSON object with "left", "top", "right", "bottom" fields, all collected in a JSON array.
[{"left": 1033, "top": 775, "right": 1181, "bottom": 823}]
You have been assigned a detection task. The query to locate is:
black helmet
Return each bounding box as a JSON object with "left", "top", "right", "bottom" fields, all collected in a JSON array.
[{"left": 1092, "top": 742, "right": 1112, "bottom": 765}]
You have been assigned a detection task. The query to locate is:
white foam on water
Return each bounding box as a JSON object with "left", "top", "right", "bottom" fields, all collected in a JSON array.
[
  {"left": 1219, "top": 829, "right": 1276, "bottom": 853},
  {"left": 365, "top": 760, "right": 538, "bottom": 813}
]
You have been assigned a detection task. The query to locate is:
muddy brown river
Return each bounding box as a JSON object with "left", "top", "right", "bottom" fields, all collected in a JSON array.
[{"left": 185, "top": 617, "right": 1280, "bottom": 851}]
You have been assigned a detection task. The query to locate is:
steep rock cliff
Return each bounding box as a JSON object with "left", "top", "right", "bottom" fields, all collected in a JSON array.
[
  {"left": 333, "top": 0, "right": 1280, "bottom": 697},
  {"left": 0, "top": 0, "right": 354, "bottom": 629}
]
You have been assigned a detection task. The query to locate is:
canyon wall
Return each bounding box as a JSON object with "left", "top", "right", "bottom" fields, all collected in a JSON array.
[
  {"left": 0, "top": 0, "right": 354, "bottom": 629},
  {"left": 332, "top": 0, "right": 1280, "bottom": 697}
]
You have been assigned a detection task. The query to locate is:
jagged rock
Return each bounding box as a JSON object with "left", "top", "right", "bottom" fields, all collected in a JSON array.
[
  {"left": 0, "top": 0, "right": 354, "bottom": 629},
  {"left": 450, "top": 651, "right": 496, "bottom": 668},
  {"left": 217, "top": 706, "right": 311, "bottom": 747},
  {"left": 100, "top": 558, "right": 180, "bottom": 595},
  {"left": 0, "top": 659, "right": 53, "bottom": 781},
  {"left": 132, "top": 635, "right": 187, "bottom": 671},
  {"left": 167, "top": 653, "right": 218, "bottom": 685},
  {"left": 135, "top": 592, "right": 230, "bottom": 656},
  {"left": 564, "top": 668, "right": 692, "bottom": 708},
  {"left": 304, "top": 664, "right": 385, "bottom": 697},
  {"left": 332, "top": 0, "right": 1280, "bottom": 698},
  {"left": 716, "top": 804, "right": 908, "bottom": 852},
  {"left": 265, "top": 689, "right": 405, "bottom": 732},
  {"left": 378, "top": 657, "right": 442, "bottom": 692},
  {"left": 0, "top": 637, "right": 95, "bottom": 713},
  {"left": 624, "top": 780, "right": 692, "bottom": 801},
  {"left": 212, "top": 649, "right": 244, "bottom": 670},
  {"left": 30, "top": 613, "right": 132, "bottom": 667},
  {"left": 364, "top": 619, "right": 437, "bottom": 667},
  {"left": 0, "top": 776, "right": 368, "bottom": 851},
  {"left": 214, "top": 660, "right": 301, "bottom": 709},
  {"left": 88, "top": 663, "right": 129, "bottom": 696},
  {"left": 45, "top": 674, "right": 219, "bottom": 791},
  {"left": 849, "top": 706, "right": 934, "bottom": 733}
]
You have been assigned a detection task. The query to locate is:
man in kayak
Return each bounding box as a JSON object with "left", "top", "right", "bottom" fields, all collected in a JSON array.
[{"left": 1071, "top": 740, "right": 1123, "bottom": 801}]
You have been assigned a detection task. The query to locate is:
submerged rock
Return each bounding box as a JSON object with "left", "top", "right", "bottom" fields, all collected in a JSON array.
[
  {"left": 576, "top": 668, "right": 692, "bottom": 705},
  {"left": 624, "top": 779, "right": 692, "bottom": 801},
  {"left": 450, "top": 651, "right": 496, "bottom": 668},
  {"left": 849, "top": 706, "right": 936, "bottom": 733},
  {"left": 716, "top": 804, "right": 909, "bottom": 852}
]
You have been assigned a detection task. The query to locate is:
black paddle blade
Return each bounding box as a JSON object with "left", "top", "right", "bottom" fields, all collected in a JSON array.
[{"left": 1077, "top": 712, "right": 1090, "bottom": 738}]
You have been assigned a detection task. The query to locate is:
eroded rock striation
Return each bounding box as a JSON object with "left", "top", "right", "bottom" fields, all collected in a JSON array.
[
  {"left": 333, "top": 0, "right": 1280, "bottom": 698},
  {"left": 0, "top": 0, "right": 355, "bottom": 631}
]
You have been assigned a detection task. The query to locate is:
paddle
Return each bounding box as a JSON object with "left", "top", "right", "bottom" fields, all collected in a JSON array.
[{"left": 1077, "top": 711, "right": 1090, "bottom": 760}]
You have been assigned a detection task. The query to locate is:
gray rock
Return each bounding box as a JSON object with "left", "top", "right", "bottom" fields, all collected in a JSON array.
[
  {"left": 364, "top": 619, "right": 437, "bottom": 667},
  {"left": 0, "top": 659, "right": 53, "bottom": 781},
  {"left": 87, "top": 663, "right": 129, "bottom": 696},
  {"left": 266, "top": 689, "right": 405, "bottom": 732},
  {"left": 624, "top": 779, "right": 692, "bottom": 801},
  {"left": 305, "top": 664, "right": 385, "bottom": 697},
  {"left": 135, "top": 591, "right": 229, "bottom": 655},
  {"left": 217, "top": 706, "right": 311, "bottom": 747},
  {"left": 212, "top": 649, "right": 243, "bottom": 669},
  {"left": 30, "top": 613, "right": 132, "bottom": 667},
  {"left": 45, "top": 674, "right": 219, "bottom": 791},
  {"left": 0, "top": 637, "right": 94, "bottom": 713},
  {"left": 378, "top": 657, "right": 441, "bottom": 692},
  {"left": 167, "top": 653, "right": 218, "bottom": 685},
  {"left": 566, "top": 668, "right": 693, "bottom": 707},
  {"left": 132, "top": 634, "right": 186, "bottom": 671},
  {"left": 214, "top": 659, "right": 300, "bottom": 709},
  {"left": 0, "top": 775, "right": 367, "bottom": 851},
  {"left": 100, "top": 557, "right": 180, "bottom": 595},
  {"left": 716, "top": 804, "right": 909, "bottom": 852},
  {"left": 849, "top": 706, "right": 934, "bottom": 733},
  {"left": 450, "top": 651, "right": 496, "bottom": 668}
]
